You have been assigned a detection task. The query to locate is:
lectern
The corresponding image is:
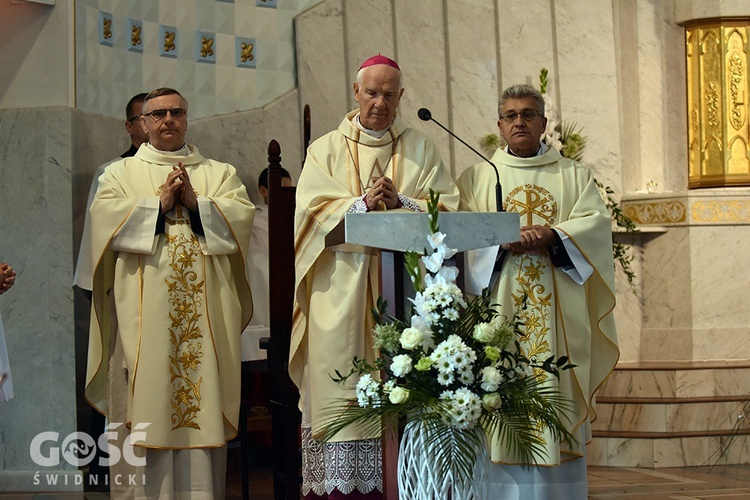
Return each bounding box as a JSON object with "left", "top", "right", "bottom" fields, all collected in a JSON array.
[{"left": 325, "top": 211, "right": 521, "bottom": 499}]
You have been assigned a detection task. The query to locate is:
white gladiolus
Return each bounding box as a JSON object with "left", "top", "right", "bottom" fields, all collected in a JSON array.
[
  {"left": 422, "top": 251, "right": 443, "bottom": 274},
  {"left": 427, "top": 231, "right": 447, "bottom": 250}
]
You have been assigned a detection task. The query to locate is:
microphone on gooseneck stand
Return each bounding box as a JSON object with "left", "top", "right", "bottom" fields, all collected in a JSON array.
[{"left": 417, "top": 108, "right": 503, "bottom": 212}]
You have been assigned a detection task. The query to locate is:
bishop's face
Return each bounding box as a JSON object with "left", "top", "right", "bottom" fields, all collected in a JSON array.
[
  {"left": 497, "top": 97, "right": 548, "bottom": 158},
  {"left": 354, "top": 64, "right": 404, "bottom": 131}
]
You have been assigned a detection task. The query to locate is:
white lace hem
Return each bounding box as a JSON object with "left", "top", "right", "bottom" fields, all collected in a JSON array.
[{"left": 301, "top": 426, "right": 383, "bottom": 496}]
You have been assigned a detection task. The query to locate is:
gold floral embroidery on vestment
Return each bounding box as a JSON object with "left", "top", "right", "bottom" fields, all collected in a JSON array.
[
  {"left": 505, "top": 184, "right": 557, "bottom": 376},
  {"left": 165, "top": 231, "right": 205, "bottom": 430}
]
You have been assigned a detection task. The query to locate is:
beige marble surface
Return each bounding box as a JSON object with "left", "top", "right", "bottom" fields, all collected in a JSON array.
[{"left": 674, "top": 0, "right": 750, "bottom": 24}]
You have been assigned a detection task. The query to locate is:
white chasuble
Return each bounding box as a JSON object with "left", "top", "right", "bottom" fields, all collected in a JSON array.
[
  {"left": 292, "top": 110, "right": 461, "bottom": 443},
  {"left": 457, "top": 146, "right": 619, "bottom": 466},
  {"left": 85, "top": 145, "right": 254, "bottom": 449}
]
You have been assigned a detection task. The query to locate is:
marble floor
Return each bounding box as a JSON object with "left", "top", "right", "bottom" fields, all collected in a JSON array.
[
  {"left": 2, "top": 464, "right": 750, "bottom": 499},
  {"left": 587, "top": 465, "right": 750, "bottom": 499}
]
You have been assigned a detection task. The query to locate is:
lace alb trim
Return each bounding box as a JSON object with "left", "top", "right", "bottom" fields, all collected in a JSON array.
[
  {"left": 348, "top": 195, "right": 368, "bottom": 213},
  {"left": 301, "top": 426, "right": 383, "bottom": 496},
  {"left": 347, "top": 194, "right": 421, "bottom": 214},
  {"left": 398, "top": 194, "right": 421, "bottom": 212}
]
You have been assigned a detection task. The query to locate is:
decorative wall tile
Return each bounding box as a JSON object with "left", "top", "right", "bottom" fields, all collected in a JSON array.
[
  {"left": 234, "top": 3, "right": 254, "bottom": 34},
  {"left": 255, "top": 8, "right": 278, "bottom": 39},
  {"left": 160, "top": 25, "right": 178, "bottom": 58},
  {"left": 77, "top": 0, "right": 314, "bottom": 120},
  {"left": 235, "top": 37, "right": 257, "bottom": 69},
  {"left": 194, "top": 2, "right": 216, "bottom": 32},
  {"left": 195, "top": 31, "right": 217, "bottom": 64},
  {"left": 195, "top": 64, "right": 216, "bottom": 95},
  {"left": 215, "top": 2, "right": 235, "bottom": 33},
  {"left": 127, "top": 19, "right": 144, "bottom": 53},
  {"left": 98, "top": 11, "right": 113, "bottom": 47}
]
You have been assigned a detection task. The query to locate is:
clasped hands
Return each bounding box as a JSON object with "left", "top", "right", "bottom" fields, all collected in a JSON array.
[
  {"left": 366, "top": 176, "right": 399, "bottom": 211},
  {"left": 0, "top": 263, "right": 16, "bottom": 295},
  {"left": 160, "top": 163, "right": 198, "bottom": 214},
  {"left": 501, "top": 225, "right": 555, "bottom": 254}
]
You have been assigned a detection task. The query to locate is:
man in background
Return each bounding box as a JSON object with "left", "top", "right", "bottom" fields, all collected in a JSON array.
[
  {"left": 75, "top": 92, "right": 148, "bottom": 290},
  {"left": 241, "top": 166, "right": 293, "bottom": 363},
  {"left": 120, "top": 93, "right": 150, "bottom": 158}
]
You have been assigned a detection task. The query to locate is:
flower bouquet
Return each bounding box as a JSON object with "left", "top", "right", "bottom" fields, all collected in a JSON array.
[{"left": 320, "top": 190, "right": 576, "bottom": 490}]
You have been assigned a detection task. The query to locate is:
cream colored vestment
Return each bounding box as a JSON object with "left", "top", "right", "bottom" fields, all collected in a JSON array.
[
  {"left": 85, "top": 144, "right": 254, "bottom": 450},
  {"left": 291, "top": 110, "right": 460, "bottom": 442},
  {"left": 457, "top": 146, "right": 619, "bottom": 465}
]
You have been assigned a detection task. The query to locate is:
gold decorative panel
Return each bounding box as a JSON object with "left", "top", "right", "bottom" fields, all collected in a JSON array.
[
  {"left": 686, "top": 19, "right": 750, "bottom": 188},
  {"left": 623, "top": 200, "right": 688, "bottom": 225},
  {"left": 691, "top": 199, "right": 750, "bottom": 223}
]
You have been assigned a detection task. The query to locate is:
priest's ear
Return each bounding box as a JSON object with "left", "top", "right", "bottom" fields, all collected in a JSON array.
[{"left": 259, "top": 185, "right": 269, "bottom": 205}]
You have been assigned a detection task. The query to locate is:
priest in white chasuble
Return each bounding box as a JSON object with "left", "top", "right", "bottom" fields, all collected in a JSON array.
[
  {"left": 292, "top": 54, "right": 460, "bottom": 499},
  {"left": 85, "top": 87, "right": 254, "bottom": 499},
  {"left": 456, "top": 83, "right": 619, "bottom": 499}
]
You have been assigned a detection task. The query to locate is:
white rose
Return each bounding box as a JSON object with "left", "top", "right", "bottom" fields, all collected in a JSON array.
[
  {"left": 480, "top": 366, "right": 502, "bottom": 392},
  {"left": 482, "top": 393, "right": 503, "bottom": 411},
  {"left": 400, "top": 328, "right": 423, "bottom": 350},
  {"left": 389, "top": 386, "right": 410, "bottom": 404},
  {"left": 390, "top": 354, "right": 413, "bottom": 377},
  {"left": 473, "top": 322, "right": 494, "bottom": 343}
]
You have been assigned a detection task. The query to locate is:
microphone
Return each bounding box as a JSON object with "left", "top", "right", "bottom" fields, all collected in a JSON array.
[{"left": 417, "top": 108, "right": 503, "bottom": 212}]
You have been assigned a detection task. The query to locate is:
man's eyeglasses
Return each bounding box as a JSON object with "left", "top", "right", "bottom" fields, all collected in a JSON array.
[
  {"left": 500, "top": 110, "right": 543, "bottom": 123},
  {"left": 127, "top": 115, "right": 141, "bottom": 123},
  {"left": 143, "top": 108, "right": 187, "bottom": 122}
]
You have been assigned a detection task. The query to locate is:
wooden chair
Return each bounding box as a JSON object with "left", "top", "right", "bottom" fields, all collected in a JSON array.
[{"left": 251, "top": 139, "right": 301, "bottom": 499}]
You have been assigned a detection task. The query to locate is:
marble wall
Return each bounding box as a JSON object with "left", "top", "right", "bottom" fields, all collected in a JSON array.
[
  {"left": 0, "top": 108, "right": 83, "bottom": 490},
  {"left": 623, "top": 188, "right": 750, "bottom": 361},
  {"left": 0, "top": 0, "right": 72, "bottom": 109}
]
